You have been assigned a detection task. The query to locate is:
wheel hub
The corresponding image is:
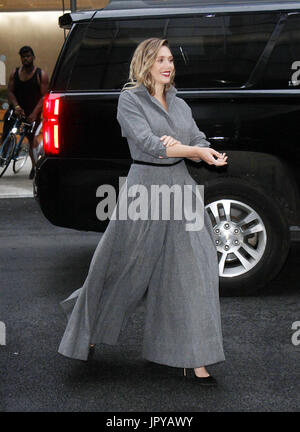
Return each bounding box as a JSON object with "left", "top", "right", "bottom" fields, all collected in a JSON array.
[{"left": 214, "top": 222, "right": 243, "bottom": 252}]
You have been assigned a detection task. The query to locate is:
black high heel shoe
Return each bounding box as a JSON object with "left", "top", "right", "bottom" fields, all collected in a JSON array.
[
  {"left": 82, "top": 344, "right": 95, "bottom": 362},
  {"left": 89, "top": 344, "right": 95, "bottom": 358},
  {"left": 183, "top": 368, "right": 217, "bottom": 386}
]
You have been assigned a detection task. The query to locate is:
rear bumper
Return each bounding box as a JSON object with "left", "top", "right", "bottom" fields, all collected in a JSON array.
[{"left": 34, "top": 156, "right": 131, "bottom": 232}]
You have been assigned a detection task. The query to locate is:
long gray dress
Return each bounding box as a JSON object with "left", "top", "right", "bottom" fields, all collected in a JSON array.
[{"left": 58, "top": 82, "right": 226, "bottom": 368}]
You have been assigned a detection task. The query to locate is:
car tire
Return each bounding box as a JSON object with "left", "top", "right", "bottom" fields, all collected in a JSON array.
[{"left": 203, "top": 177, "right": 291, "bottom": 296}]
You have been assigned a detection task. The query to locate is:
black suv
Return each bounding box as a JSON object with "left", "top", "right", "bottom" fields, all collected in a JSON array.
[{"left": 34, "top": 0, "right": 300, "bottom": 296}]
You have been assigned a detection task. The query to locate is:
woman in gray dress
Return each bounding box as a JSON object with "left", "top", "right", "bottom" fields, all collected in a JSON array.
[{"left": 58, "top": 38, "right": 228, "bottom": 386}]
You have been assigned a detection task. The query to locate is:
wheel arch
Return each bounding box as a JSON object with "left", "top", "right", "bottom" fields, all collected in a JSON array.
[{"left": 187, "top": 150, "right": 300, "bottom": 226}]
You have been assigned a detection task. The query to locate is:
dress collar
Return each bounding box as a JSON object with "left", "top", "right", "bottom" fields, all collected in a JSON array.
[{"left": 136, "top": 82, "right": 178, "bottom": 115}]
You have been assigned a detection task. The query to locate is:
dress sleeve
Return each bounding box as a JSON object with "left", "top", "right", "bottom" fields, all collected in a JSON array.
[
  {"left": 117, "top": 90, "right": 168, "bottom": 159},
  {"left": 187, "top": 106, "right": 211, "bottom": 163}
]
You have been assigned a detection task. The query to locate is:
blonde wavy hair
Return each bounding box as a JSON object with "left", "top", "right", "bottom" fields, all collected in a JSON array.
[{"left": 121, "top": 38, "right": 176, "bottom": 95}]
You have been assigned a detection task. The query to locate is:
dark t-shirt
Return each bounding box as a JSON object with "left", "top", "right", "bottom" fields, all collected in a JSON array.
[
  {"left": 13, "top": 67, "right": 42, "bottom": 116},
  {"left": 2, "top": 68, "right": 42, "bottom": 142}
]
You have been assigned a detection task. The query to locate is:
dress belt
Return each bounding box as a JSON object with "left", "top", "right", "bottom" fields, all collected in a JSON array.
[{"left": 132, "top": 159, "right": 183, "bottom": 167}]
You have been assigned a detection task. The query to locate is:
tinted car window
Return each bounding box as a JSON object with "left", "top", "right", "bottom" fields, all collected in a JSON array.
[
  {"left": 68, "top": 19, "right": 165, "bottom": 91},
  {"left": 258, "top": 13, "right": 300, "bottom": 89},
  {"left": 168, "top": 13, "right": 278, "bottom": 89},
  {"left": 65, "top": 13, "right": 279, "bottom": 91},
  {"left": 52, "top": 23, "right": 88, "bottom": 91}
]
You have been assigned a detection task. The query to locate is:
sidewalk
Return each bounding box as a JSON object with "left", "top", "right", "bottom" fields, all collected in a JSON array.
[
  {"left": 0, "top": 108, "right": 37, "bottom": 198},
  {"left": 0, "top": 157, "right": 34, "bottom": 198}
]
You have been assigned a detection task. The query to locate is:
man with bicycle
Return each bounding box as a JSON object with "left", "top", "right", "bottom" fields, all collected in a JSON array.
[{"left": 1, "top": 46, "right": 49, "bottom": 179}]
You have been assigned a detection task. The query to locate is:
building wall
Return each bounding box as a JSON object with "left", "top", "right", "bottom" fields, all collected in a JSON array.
[
  {"left": 0, "top": 1, "right": 109, "bottom": 132},
  {"left": 0, "top": 0, "right": 109, "bottom": 12},
  {"left": 0, "top": 0, "right": 110, "bottom": 90}
]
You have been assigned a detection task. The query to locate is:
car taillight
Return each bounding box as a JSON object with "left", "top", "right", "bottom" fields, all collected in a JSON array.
[{"left": 43, "top": 93, "right": 61, "bottom": 155}]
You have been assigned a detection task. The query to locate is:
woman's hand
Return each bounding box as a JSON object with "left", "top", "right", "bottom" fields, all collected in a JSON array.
[
  {"left": 158, "top": 136, "right": 228, "bottom": 166},
  {"left": 160, "top": 135, "right": 181, "bottom": 148},
  {"left": 197, "top": 147, "right": 228, "bottom": 166}
]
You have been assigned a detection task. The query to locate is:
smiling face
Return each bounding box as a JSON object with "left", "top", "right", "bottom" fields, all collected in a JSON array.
[{"left": 149, "top": 45, "right": 174, "bottom": 87}]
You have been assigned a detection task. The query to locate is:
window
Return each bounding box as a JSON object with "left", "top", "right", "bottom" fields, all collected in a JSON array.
[
  {"left": 65, "top": 13, "right": 278, "bottom": 91},
  {"left": 258, "top": 13, "right": 300, "bottom": 89},
  {"left": 52, "top": 23, "right": 88, "bottom": 91},
  {"left": 168, "top": 13, "right": 278, "bottom": 89},
  {"left": 67, "top": 19, "right": 165, "bottom": 90}
]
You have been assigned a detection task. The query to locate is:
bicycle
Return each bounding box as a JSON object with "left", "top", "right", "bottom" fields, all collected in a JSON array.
[{"left": 0, "top": 109, "right": 35, "bottom": 178}]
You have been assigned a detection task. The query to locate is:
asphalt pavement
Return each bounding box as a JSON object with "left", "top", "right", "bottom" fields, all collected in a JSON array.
[{"left": 0, "top": 196, "right": 299, "bottom": 412}]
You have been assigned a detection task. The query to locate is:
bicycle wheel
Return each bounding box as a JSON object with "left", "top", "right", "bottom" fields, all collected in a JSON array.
[
  {"left": 13, "top": 140, "right": 29, "bottom": 173},
  {"left": 0, "top": 134, "right": 16, "bottom": 178}
]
